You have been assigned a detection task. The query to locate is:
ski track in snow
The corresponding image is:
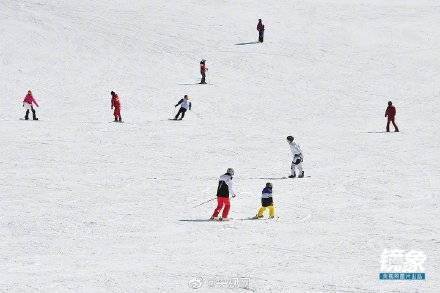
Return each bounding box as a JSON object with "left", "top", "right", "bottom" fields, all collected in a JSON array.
[{"left": 1, "top": 0, "right": 440, "bottom": 292}]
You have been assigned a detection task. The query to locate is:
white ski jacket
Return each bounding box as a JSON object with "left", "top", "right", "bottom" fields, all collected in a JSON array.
[
  {"left": 217, "top": 173, "right": 234, "bottom": 197},
  {"left": 176, "top": 98, "right": 192, "bottom": 110},
  {"left": 289, "top": 141, "right": 303, "bottom": 159}
]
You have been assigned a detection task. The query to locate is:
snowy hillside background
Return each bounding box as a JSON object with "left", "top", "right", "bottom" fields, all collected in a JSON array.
[{"left": 1, "top": 0, "right": 439, "bottom": 292}]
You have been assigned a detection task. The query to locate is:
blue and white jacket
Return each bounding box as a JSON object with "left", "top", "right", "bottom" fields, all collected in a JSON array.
[
  {"left": 261, "top": 187, "right": 273, "bottom": 207},
  {"left": 175, "top": 98, "right": 192, "bottom": 110}
]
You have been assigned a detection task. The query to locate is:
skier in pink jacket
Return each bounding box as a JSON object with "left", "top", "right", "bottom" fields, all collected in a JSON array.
[{"left": 22, "top": 90, "right": 39, "bottom": 120}]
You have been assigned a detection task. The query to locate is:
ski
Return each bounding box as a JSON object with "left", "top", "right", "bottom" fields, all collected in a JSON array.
[
  {"left": 248, "top": 176, "right": 310, "bottom": 180},
  {"left": 239, "top": 216, "right": 279, "bottom": 221},
  {"left": 210, "top": 218, "right": 233, "bottom": 222},
  {"left": 19, "top": 118, "right": 39, "bottom": 121},
  {"left": 253, "top": 177, "right": 288, "bottom": 180}
]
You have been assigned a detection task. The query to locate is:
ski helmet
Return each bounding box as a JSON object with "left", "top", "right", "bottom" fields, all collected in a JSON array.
[
  {"left": 226, "top": 168, "right": 234, "bottom": 176},
  {"left": 266, "top": 182, "right": 272, "bottom": 189},
  {"left": 286, "top": 135, "right": 294, "bottom": 142}
]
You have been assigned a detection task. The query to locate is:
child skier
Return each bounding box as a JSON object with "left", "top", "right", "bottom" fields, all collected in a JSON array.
[
  {"left": 385, "top": 101, "right": 399, "bottom": 132},
  {"left": 287, "top": 136, "right": 304, "bottom": 178},
  {"left": 174, "top": 95, "right": 191, "bottom": 120},
  {"left": 199, "top": 59, "right": 208, "bottom": 84},
  {"left": 111, "top": 91, "right": 122, "bottom": 122},
  {"left": 257, "top": 19, "right": 265, "bottom": 43},
  {"left": 22, "top": 90, "right": 39, "bottom": 120},
  {"left": 255, "top": 182, "right": 275, "bottom": 219},
  {"left": 211, "top": 168, "right": 236, "bottom": 221}
]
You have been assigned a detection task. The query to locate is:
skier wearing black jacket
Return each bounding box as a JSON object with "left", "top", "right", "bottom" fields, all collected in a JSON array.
[
  {"left": 211, "top": 168, "right": 236, "bottom": 221},
  {"left": 257, "top": 19, "right": 265, "bottom": 43}
]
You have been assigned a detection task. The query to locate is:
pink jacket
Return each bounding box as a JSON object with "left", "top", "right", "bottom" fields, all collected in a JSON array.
[{"left": 23, "top": 94, "right": 39, "bottom": 107}]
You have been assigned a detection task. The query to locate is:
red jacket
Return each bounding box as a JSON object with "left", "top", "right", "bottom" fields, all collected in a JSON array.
[
  {"left": 385, "top": 106, "right": 396, "bottom": 118},
  {"left": 257, "top": 22, "right": 264, "bottom": 32},
  {"left": 111, "top": 95, "right": 121, "bottom": 109},
  {"left": 200, "top": 63, "right": 207, "bottom": 74},
  {"left": 23, "top": 93, "right": 39, "bottom": 107}
]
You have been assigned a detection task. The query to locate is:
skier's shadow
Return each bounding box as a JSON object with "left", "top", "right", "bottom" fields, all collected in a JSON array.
[{"left": 235, "top": 41, "right": 259, "bottom": 46}]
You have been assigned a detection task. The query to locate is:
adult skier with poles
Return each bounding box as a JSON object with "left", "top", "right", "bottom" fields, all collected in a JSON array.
[{"left": 210, "top": 168, "right": 236, "bottom": 221}]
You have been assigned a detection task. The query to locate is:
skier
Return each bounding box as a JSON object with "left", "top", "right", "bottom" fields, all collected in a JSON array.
[
  {"left": 385, "top": 101, "right": 399, "bottom": 132},
  {"left": 211, "top": 168, "right": 236, "bottom": 221},
  {"left": 255, "top": 182, "right": 275, "bottom": 219},
  {"left": 199, "top": 59, "right": 208, "bottom": 84},
  {"left": 257, "top": 19, "right": 265, "bottom": 43},
  {"left": 174, "top": 95, "right": 191, "bottom": 120},
  {"left": 22, "top": 90, "right": 39, "bottom": 120},
  {"left": 287, "top": 136, "right": 304, "bottom": 178},
  {"left": 111, "top": 91, "right": 122, "bottom": 122}
]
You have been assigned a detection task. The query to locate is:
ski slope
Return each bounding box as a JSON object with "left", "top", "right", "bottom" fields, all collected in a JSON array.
[{"left": 1, "top": 0, "right": 439, "bottom": 292}]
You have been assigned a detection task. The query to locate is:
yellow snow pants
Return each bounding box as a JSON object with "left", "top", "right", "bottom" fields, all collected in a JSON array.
[{"left": 257, "top": 205, "right": 275, "bottom": 218}]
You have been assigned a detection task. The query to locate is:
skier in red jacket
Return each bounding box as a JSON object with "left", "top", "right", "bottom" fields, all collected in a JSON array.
[
  {"left": 22, "top": 90, "right": 39, "bottom": 120},
  {"left": 385, "top": 101, "right": 399, "bottom": 132},
  {"left": 111, "top": 91, "right": 122, "bottom": 122},
  {"left": 199, "top": 59, "right": 208, "bottom": 84}
]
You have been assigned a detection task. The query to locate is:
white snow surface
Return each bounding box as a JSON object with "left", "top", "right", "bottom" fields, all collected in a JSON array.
[{"left": 1, "top": 0, "right": 440, "bottom": 292}]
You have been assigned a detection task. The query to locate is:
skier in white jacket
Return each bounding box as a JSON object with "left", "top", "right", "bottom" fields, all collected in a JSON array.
[
  {"left": 287, "top": 136, "right": 304, "bottom": 178},
  {"left": 174, "top": 95, "right": 192, "bottom": 120}
]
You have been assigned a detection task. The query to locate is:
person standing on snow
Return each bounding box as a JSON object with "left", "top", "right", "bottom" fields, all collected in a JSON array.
[
  {"left": 257, "top": 19, "right": 265, "bottom": 43},
  {"left": 174, "top": 95, "right": 192, "bottom": 120},
  {"left": 22, "top": 90, "right": 39, "bottom": 120},
  {"left": 287, "top": 136, "right": 304, "bottom": 178},
  {"left": 199, "top": 59, "right": 208, "bottom": 84},
  {"left": 111, "top": 91, "right": 122, "bottom": 122},
  {"left": 254, "top": 182, "right": 275, "bottom": 219},
  {"left": 385, "top": 101, "right": 399, "bottom": 132},
  {"left": 211, "top": 168, "right": 236, "bottom": 221}
]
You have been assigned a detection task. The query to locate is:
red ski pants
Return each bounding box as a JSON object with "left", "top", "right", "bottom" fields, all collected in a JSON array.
[
  {"left": 212, "top": 197, "right": 231, "bottom": 219},
  {"left": 113, "top": 106, "right": 121, "bottom": 120},
  {"left": 386, "top": 117, "right": 399, "bottom": 132}
]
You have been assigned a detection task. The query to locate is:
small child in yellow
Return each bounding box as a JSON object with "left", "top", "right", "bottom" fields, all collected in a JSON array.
[{"left": 255, "top": 182, "right": 275, "bottom": 219}]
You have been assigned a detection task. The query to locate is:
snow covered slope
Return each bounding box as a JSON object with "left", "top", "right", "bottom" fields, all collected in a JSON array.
[{"left": 1, "top": 0, "right": 439, "bottom": 292}]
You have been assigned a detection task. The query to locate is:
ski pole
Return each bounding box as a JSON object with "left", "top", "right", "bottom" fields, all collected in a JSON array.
[{"left": 192, "top": 197, "right": 216, "bottom": 208}]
